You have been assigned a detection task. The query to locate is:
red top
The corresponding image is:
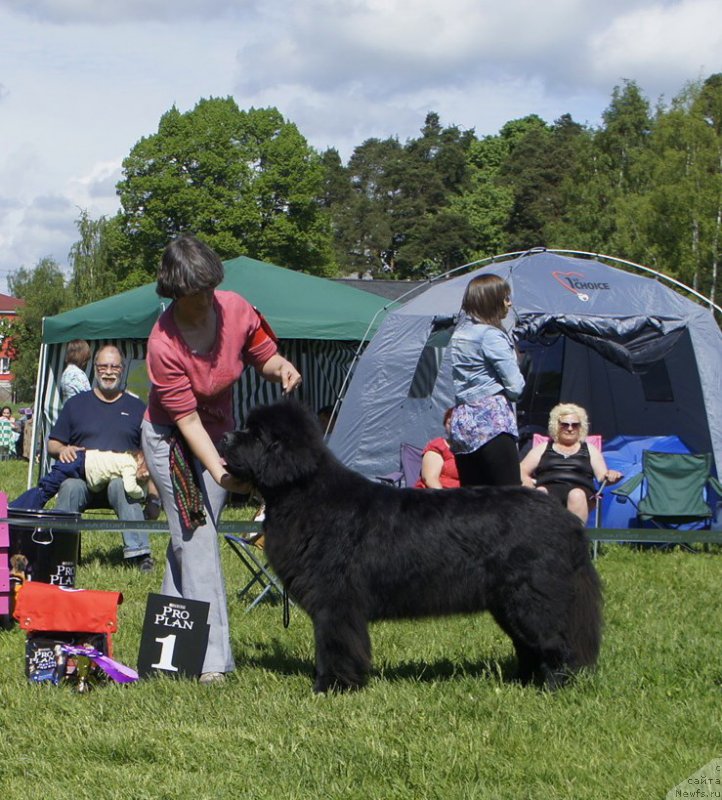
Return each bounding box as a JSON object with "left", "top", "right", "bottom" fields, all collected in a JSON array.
[
  {"left": 414, "top": 437, "right": 460, "bottom": 489},
  {"left": 145, "top": 290, "right": 277, "bottom": 443}
]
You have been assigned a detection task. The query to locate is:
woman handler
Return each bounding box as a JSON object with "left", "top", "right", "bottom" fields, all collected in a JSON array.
[{"left": 142, "top": 234, "right": 301, "bottom": 684}]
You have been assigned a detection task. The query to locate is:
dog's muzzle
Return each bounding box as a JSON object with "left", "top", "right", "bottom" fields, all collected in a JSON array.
[{"left": 218, "top": 431, "right": 236, "bottom": 458}]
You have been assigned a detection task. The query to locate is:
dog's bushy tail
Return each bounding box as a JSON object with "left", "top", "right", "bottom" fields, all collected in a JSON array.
[{"left": 569, "top": 546, "right": 603, "bottom": 669}]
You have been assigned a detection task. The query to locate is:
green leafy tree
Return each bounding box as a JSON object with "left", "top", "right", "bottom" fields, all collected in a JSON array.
[
  {"left": 68, "top": 209, "right": 116, "bottom": 305},
  {"left": 545, "top": 129, "right": 608, "bottom": 252},
  {"left": 318, "top": 148, "right": 356, "bottom": 270},
  {"left": 8, "top": 257, "right": 70, "bottom": 400},
  {"left": 456, "top": 116, "right": 545, "bottom": 259},
  {"left": 567, "top": 80, "right": 654, "bottom": 256},
  {"left": 115, "top": 97, "right": 335, "bottom": 284},
  {"left": 615, "top": 76, "right": 722, "bottom": 304},
  {"left": 392, "top": 113, "right": 476, "bottom": 276},
  {"left": 332, "top": 136, "right": 404, "bottom": 274},
  {"left": 597, "top": 80, "right": 652, "bottom": 193},
  {"left": 500, "top": 114, "right": 589, "bottom": 250},
  {"left": 329, "top": 113, "right": 476, "bottom": 278}
]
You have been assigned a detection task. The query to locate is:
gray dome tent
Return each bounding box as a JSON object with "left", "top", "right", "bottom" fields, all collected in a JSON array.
[{"left": 329, "top": 249, "right": 722, "bottom": 480}]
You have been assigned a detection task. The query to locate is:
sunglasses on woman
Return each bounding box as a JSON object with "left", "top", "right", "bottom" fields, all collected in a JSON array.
[{"left": 559, "top": 421, "right": 581, "bottom": 430}]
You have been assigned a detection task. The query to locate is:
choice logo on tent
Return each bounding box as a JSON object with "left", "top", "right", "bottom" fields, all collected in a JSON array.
[{"left": 552, "top": 271, "right": 611, "bottom": 302}]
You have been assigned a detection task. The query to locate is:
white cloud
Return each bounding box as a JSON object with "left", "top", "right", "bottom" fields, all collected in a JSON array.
[
  {"left": 3, "top": 0, "right": 255, "bottom": 24},
  {"left": 236, "top": 0, "right": 663, "bottom": 99},
  {"left": 590, "top": 0, "right": 722, "bottom": 94},
  {"left": 24, "top": 194, "right": 76, "bottom": 234},
  {"left": 69, "top": 161, "right": 122, "bottom": 211},
  {"left": 0, "top": 195, "right": 77, "bottom": 285},
  {"left": 0, "top": 0, "right": 720, "bottom": 293}
]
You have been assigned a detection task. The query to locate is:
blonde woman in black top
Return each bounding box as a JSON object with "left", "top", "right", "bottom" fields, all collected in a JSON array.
[{"left": 520, "top": 403, "right": 622, "bottom": 524}]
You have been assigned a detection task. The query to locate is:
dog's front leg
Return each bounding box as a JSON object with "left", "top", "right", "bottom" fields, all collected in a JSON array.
[{"left": 312, "top": 606, "right": 371, "bottom": 693}]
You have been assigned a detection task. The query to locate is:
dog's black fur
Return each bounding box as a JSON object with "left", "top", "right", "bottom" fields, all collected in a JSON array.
[{"left": 221, "top": 401, "right": 602, "bottom": 693}]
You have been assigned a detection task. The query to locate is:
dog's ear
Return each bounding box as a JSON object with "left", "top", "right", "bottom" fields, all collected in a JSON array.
[{"left": 249, "top": 402, "right": 323, "bottom": 489}]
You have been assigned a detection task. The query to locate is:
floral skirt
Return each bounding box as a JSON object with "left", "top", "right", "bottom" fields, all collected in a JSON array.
[{"left": 449, "top": 395, "right": 518, "bottom": 455}]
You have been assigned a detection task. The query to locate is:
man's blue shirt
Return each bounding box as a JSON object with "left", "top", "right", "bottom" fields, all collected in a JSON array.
[{"left": 50, "top": 390, "right": 145, "bottom": 452}]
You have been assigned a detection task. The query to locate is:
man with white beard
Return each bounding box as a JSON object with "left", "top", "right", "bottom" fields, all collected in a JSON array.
[{"left": 48, "top": 345, "right": 156, "bottom": 571}]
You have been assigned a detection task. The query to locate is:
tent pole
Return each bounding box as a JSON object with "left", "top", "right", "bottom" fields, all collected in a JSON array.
[{"left": 27, "top": 330, "right": 48, "bottom": 490}]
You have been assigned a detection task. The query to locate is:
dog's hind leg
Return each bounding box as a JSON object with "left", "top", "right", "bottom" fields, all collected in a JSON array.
[{"left": 312, "top": 606, "right": 371, "bottom": 693}]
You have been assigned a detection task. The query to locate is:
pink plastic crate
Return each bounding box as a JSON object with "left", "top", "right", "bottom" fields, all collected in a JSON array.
[{"left": 0, "top": 492, "right": 9, "bottom": 616}]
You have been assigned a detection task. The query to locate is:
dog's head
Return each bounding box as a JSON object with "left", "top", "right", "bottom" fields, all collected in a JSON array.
[{"left": 220, "top": 400, "right": 324, "bottom": 492}]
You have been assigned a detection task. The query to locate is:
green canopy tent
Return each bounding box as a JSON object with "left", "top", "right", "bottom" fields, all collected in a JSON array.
[
  {"left": 30, "top": 255, "right": 389, "bottom": 477},
  {"left": 42, "top": 255, "right": 389, "bottom": 343}
]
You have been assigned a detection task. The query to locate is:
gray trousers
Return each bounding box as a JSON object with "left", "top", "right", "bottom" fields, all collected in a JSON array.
[
  {"left": 56, "top": 477, "right": 150, "bottom": 559},
  {"left": 141, "top": 420, "right": 235, "bottom": 675}
]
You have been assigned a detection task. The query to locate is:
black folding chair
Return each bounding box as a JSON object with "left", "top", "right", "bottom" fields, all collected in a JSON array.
[{"left": 224, "top": 528, "right": 286, "bottom": 612}]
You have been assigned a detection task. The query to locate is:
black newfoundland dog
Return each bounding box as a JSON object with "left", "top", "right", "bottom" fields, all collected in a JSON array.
[{"left": 221, "top": 401, "right": 602, "bottom": 693}]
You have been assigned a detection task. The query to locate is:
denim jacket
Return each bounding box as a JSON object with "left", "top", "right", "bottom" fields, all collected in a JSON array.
[{"left": 450, "top": 315, "right": 525, "bottom": 405}]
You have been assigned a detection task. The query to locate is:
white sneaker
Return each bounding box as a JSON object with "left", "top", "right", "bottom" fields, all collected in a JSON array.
[{"left": 199, "top": 671, "right": 225, "bottom": 685}]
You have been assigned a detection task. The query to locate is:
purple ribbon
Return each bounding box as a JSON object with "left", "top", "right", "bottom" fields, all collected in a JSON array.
[{"left": 60, "top": 644, "right": 139, "bottom": 683}]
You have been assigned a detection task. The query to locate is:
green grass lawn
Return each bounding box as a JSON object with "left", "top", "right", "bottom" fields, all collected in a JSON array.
[{"left": 0, "top": 458, "right": 719, "bottom": 799}]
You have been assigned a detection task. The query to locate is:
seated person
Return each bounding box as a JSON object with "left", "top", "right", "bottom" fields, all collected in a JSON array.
[
  {"left": 1, "top": 405, "right": 18, "bottom": 429},
  {"left": 44, "top": 344, "right": 157, "bottom": 570},
  {"left": 415, "top": 408, "right": 461, "bottom": 489},
  {"left": 0, "top": 405, "right": 20, "bottom": 455},
  {"left": 59, "top": 339, "right": 92, "bottom": 402},
  {"left": 317, "top": 405, "right": 336, "bottom": 436},
  {"left": 520, "top": 402, "right": 622, "bottom": 524},
  {"left": 11, "top": 449, "right": 152, "bottom": 511}
]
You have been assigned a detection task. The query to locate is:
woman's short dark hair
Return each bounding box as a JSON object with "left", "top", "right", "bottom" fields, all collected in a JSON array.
[
  {"left": 461, "top": 274, "right": 511, "bottom": 327},
  {"left": 65, "top": 339, "right": 91, "bottom": 368},
  {"left": 156, "top": 234, "right": 224, "bottom": 299}
]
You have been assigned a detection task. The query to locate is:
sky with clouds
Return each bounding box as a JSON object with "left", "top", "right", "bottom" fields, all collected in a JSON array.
[{"left": 1, "top": 0, "right": 721, "bottom": 295}]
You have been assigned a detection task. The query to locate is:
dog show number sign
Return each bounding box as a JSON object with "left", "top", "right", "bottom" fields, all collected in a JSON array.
[{"left": 137, "top": 593, "right": 210, "bottom": 678}]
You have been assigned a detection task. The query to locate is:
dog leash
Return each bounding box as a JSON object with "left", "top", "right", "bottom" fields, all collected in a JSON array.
[{"left": 283, "top": 589, "right": 290, "bottom": 629}]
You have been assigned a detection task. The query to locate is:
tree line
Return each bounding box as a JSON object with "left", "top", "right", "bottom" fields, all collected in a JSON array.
[{"left": 8, "top": 74, "right": 722, "bottom": 399}]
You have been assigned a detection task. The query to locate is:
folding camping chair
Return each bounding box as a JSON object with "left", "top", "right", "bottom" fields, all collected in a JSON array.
[
  {"left": 223, "top": 508, "right": 286, "bottom": 612},
  {"left": 377, "top": 442, "right": 424, "bottom": 488},
  {"left": 611, "top": 451, "right": 722, "bottom": 534}
]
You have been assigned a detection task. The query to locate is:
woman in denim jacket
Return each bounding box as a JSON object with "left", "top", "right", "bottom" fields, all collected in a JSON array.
[{"left": 449, "top": 274, "right": 525, "bottom": 487}]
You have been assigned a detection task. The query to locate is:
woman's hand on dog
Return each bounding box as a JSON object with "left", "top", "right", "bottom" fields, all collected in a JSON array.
[{"left": 219, "top": 472, "right": 252, "bottom": 495}]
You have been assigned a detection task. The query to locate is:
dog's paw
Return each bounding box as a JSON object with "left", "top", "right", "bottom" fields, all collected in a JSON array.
[{"left": 313, "top": 674, "right": 359, "bottom": 694}]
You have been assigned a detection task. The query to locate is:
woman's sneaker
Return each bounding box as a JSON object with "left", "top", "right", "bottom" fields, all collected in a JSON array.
[{"left": 199, "top": 672, "right": 225, "bottom": 685}]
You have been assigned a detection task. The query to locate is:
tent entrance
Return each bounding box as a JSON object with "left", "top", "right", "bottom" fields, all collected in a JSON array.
[{"left": 517, "top": 335, "right": 565, "bottom": 447}]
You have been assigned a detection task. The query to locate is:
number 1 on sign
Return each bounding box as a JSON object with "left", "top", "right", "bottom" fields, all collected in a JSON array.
[{"left": 151, "top": 633, "right": 179, "bottom": 672}]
